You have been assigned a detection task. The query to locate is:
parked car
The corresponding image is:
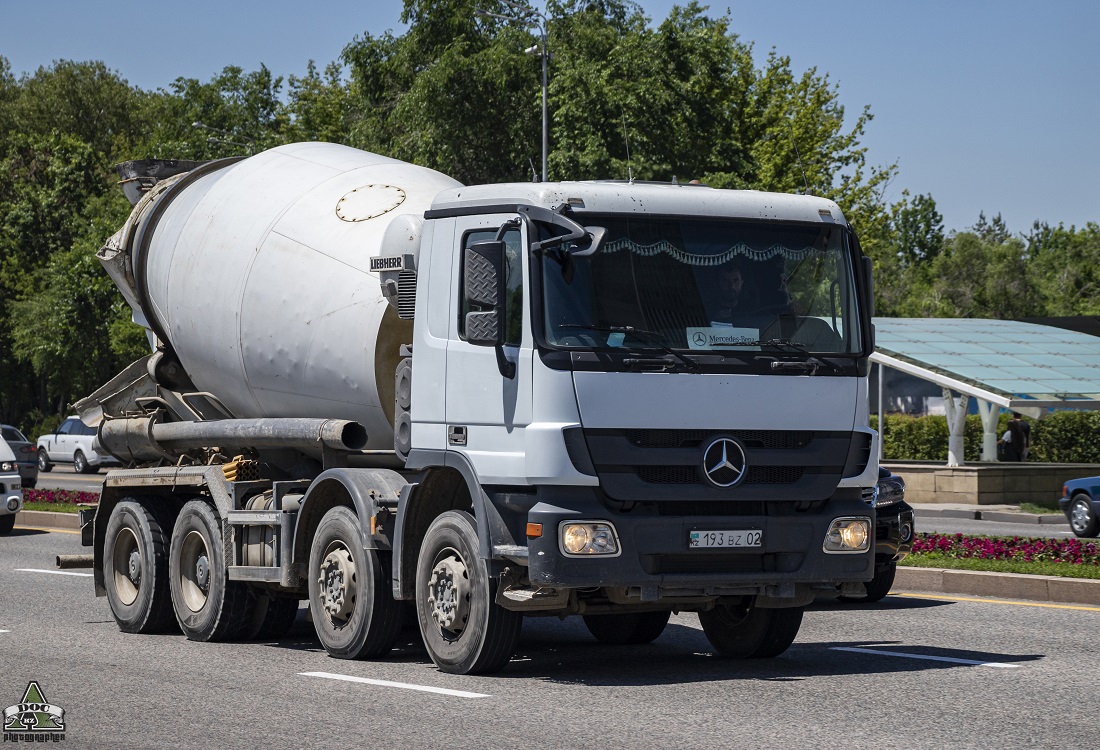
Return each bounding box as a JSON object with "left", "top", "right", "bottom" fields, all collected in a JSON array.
[
  {"left": 1060, "top": 477, "right": 1100, "bottom": 538},
  {"left": 1, "top": 424, "right": 37, "bottom": 488},
  {"left": 36, "top": 416, "right": 120, "bottom": 474},
  {"left": 0, "top": 440, "right": 23, "bottom": 535},
  {"left": 838, "top": 467, "right": 915, "bottom": 603}
]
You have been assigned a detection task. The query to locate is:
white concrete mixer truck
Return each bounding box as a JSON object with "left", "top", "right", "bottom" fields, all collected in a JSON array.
[{"left": 77, "top": 142, "right": 880, "bottom": 674}]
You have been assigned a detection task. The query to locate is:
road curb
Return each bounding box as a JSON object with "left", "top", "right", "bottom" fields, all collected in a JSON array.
[
  {"left": 14, "top": 510, "right": 81, "bottom": 530},
  {"left": 913, "top": 506, "right": 1067, "bottom": 525},
  {"left": 895, "top": 566, "right": 1100, "bottom": 606}
]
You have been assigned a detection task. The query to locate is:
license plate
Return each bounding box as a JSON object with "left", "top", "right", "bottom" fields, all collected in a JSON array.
[{"left": 689, "top": 529, "right": 763, "bottom": 549}]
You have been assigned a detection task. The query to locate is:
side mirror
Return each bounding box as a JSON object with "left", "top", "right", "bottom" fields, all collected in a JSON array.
[
  {"left": 862, "top": 255, "right": 875, "bottom": 318},
  {"left": 464, "top": 240, "right": 505, "bottom": 347}
]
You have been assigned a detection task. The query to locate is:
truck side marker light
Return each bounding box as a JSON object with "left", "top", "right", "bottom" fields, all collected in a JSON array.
[{"left": 526, "top": 522, "right": 543, "bottom": 538}]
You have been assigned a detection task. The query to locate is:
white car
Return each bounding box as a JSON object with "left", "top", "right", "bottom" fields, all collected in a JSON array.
[
  {"left": 1, "top": 440, "right": 23, "bottom": 535},
  {"left": 36, "top": 416, "right": 120, "bottom": 474}
]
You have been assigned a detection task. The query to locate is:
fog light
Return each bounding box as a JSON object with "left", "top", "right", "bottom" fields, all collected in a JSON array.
[
  {"left": 559, "top": 521, "right": 620, "bottom": 557},
  {"left": 0, "top": 462, "right": 14, "bottom": 472},
  {"left": 6, "top": 497, "right": 19, "bottom": 512},
  {"left": 824, "top": 517, "right": 871, "bottom": 553}
]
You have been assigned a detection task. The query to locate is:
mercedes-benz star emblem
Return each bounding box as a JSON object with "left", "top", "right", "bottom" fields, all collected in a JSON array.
[
  {"left": 692, "top": 331, "right": 708, "bottom": 347},
  {"left": 702, "top": 437, "right": 747, "bottom": 488}
]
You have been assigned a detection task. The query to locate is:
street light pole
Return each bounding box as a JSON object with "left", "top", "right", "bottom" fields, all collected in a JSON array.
[{"left": 476, "top": 3, "right": 549, "bottom": 182}]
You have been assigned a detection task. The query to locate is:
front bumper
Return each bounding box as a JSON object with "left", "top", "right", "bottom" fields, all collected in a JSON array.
[
  {"left": 872, "top": 499, "right": 914, "bottom": 569},
  {"left": 521, "top": 487, "right": 874, "bottom": 597}
]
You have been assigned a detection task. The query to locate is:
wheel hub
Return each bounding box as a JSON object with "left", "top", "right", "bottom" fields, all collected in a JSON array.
[
  {"left": 427, "top": 555, "right": 469, "bottom": 631},
  {"left": 194, "top": 553, "right": 210, "bottom": 590},
  {"left": 319, "top": 548, "right": 356, "bottom": 620},
  {"left": 1073, "top": 502, "right": 1090, "bottom": 531},
  {"left": 127, "top": 550, "right": 142, "bottom": 585}
]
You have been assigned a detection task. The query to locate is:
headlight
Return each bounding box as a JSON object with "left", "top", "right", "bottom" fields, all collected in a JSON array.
[
  {"left": 559, "top": 521, "right": 620, "bottom": 556},
  {"left": 0, "top": 462, "right": 14, "bottom": 472},
  {"left": 823, "top": 517, "right": 871, "bottom": 553}
]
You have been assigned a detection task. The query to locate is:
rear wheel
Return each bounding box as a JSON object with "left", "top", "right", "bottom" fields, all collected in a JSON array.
[
  {"left": 583, "top": 611, "right": 671, "bottom": 645},
  {"left": 0, "top": 515, "right": 14, "bottom": 535},
  {"left": 169, "top": 500, "right": 255, "bottom": 641},
  {"left": 698, "top": 599, "right": 803, "bottom": 659},
  {"left": 103, "top": 500, "right": 177, "bottom": 633},
  {"left": 248, "top": 595, "right": 300, "bottom": 640},
  {"left": 416, "top": 511, "right": 521, "bottom": 674},
  {"left": 37, "top": 450, "right": 52, "bottom": 472},
  {"left": 307, "top": 506, "right": 404, "bottom": 659},
  {"left": 73, "top": 450, "right": 90, "bottom": 474},
  {"left": 1069, "top": 495, "right": 1100, "bottom": 538}
]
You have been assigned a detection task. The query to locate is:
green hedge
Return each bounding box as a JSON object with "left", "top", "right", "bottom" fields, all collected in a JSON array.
[{"left": 870, "top": 411, "right": 1100, "bottom": 463}]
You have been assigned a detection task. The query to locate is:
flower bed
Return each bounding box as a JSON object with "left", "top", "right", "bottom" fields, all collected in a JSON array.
[
  {"left": 23, "top": 488, "right": 99, "bottom": 506},
  {"left": 911, "top": 532, "right": 1100, "bottom": 566}
]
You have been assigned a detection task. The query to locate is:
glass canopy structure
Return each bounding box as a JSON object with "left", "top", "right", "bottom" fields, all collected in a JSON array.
[{"left": 871, "top": 318, "right": 1100, "bottom": 465}]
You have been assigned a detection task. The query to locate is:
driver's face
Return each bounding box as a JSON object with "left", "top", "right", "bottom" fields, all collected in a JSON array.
[{"left": 718, "top": 269, "right": 743, "bottom": 299}]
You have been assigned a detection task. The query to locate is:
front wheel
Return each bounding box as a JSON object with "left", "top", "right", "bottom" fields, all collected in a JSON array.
[
  {"left": 698, "top": 600, "right": 803, "bottom": 658},
  {"left": 0, "top": 515, "right": 14, "bottom": 535},
  {"left": 1069, "top": 495, "right": 1100, "bottom": 538},
  {"left": 307, "top": 506, "right": 403, "bottom": 659},
  {"left": 839, "top": 562, "right": 897, "bottom": 604},
  {"left": 583, "top": 611, "right": 671, "bottom": 645},
  {"left": 37, "top": 450, "right": 52, "bottom": 472},
  {"left": 168, "top": 500, "right": 255, "bottom": 641},
  {"left": 416, "top": 511, "right": 521, "bottom": 674}
]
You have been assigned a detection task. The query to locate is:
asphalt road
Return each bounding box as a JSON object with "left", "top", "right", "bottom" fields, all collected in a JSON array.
[
  {"left": 917, "top": 514, "right": 1075, "bottom": 539},
  {"left": 3, "top": 527, "right": 1097, "bottom": 749}
]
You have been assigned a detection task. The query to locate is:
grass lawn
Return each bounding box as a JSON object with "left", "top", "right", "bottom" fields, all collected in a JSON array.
[
  {"left": 902, "top": 552, "right": 1100, "bottom": 579},
  {"left": 21, "top": 502, "right": 92, "bottom": 514}
]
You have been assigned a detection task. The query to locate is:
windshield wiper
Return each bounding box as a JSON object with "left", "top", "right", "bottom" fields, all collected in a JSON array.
[
  {"left": 558, "top": 323, "right": 700, "bottom": 370},
  {"left": 711, "top": 338, "right": 841, "bottom": 375}
]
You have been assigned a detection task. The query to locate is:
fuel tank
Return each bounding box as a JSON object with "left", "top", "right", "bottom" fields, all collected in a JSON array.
[{"left": 100, "top": 142, "right": 461, "bottom": 449}]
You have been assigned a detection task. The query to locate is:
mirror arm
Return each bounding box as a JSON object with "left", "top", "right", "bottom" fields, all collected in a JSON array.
[{"left": 495, "top": 346, "right": 516, "bottom": 379}]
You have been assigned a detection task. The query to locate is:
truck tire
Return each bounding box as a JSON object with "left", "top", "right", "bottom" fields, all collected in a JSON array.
[
  {"left": 0, "top": 515, "right": 14, "bottom": 535},
  {"left": 307, "top": 506, "right": 404, "bottom": 659},
  {"left": 698, "top": 600, "right": 802, "bottom": 659},
  {"left": 169, "top": 500, "right": 256, "bottom": 641},
  {"left": 583, "top": 611, "right": 671, "bottom": 645},
  {"left": 103, "top": 500, "right": 177, "bottom": 633},
  {"left": 248, "top": 595, "right": 300, "bottom": 640},
  {"left": 416, "top": 510, "right": 521, "bottom": 674},
  {"left": 840, "top": 563, "right": 897, "bottom": 604}
]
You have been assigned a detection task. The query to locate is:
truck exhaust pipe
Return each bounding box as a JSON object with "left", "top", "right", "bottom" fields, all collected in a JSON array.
[
  {"left": 56, "top": 554, "right": 94, "bottom": 569},
  {"left": 98, "top": 417, "right": 368, "bottom": 463}
]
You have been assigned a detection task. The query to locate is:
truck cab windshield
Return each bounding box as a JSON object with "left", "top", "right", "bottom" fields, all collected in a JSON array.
[{"left": 540, "top": 216, "right": 863, "bottom": 356}]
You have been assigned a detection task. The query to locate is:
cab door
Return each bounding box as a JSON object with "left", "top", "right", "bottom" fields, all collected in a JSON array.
[{"left": 444, "top": 214, "right": 533, "bottom": 484}]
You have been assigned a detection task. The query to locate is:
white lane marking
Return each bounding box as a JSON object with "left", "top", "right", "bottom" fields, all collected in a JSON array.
[
  {"left": 15, "top": 568, "right": 93, "bottom": 577},
  {"left": 300, "top": 671, "right": 491, "bottom": 698},
  {"left": 0, "top": 630, "right": 9, "bottom": 634},
  {"left": 830, "top": 646, "right": 1021, "bottom": 669}
]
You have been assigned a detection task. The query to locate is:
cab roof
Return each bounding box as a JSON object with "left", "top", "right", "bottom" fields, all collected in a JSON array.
[{"left": 429, "top": 181, "right": 848, "bottom": 226}]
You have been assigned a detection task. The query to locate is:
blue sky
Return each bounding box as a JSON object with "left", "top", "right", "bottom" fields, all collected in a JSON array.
[{"left": 2, "top": 0, "right": 1096, "bottom": 234}]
